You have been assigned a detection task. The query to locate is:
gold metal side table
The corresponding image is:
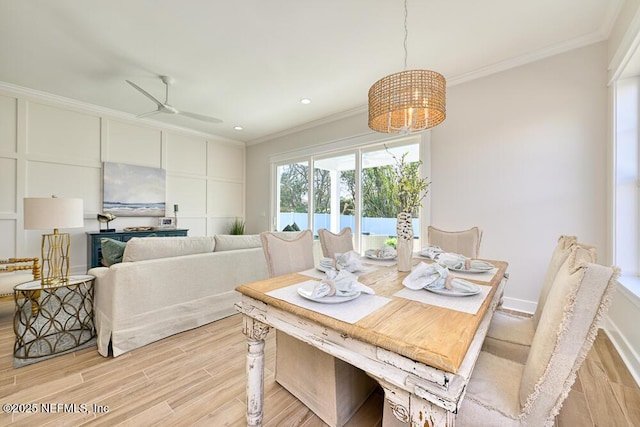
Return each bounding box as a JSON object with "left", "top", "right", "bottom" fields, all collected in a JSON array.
[{"left": 13, "top": 275, "right": 96, "bottom": 367}]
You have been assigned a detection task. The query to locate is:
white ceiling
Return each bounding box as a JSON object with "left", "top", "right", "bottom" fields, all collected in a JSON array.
[{"left": 0, "top": 1, "right": 622, "bottom": 144}]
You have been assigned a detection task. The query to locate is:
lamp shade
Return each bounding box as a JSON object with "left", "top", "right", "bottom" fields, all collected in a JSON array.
[
  {"left": 368, "top": 69, "right": 446, "bottom": 133},
  {"left": 24, "top": 197, "right": 84, "bottom": 230}
]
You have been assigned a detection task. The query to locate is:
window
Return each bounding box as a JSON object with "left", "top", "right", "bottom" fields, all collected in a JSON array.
[
  {"left": 273, "top": 138, "right": 425, "bottom": 253},
  {"left": 615, "top": 77, "right": 640, "bottom": 284},
  {"left": 361, "top": 144, "right": 422, "bottom": 252},
  {"left": 276, "top": 161, "right": 309, "bottom": 231},
  {"left": 313, "top": 154, "right": 356, "bottom": 236}
]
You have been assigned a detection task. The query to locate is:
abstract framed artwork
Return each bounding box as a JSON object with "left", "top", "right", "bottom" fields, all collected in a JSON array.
[{"left": 103, "top": 162, "right": 166, "bottom": 217}]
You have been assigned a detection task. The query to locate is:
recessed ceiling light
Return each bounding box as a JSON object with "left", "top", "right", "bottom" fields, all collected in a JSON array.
[
  {"left": 234, "top": 126, "right": 243, "bottom": 131},
  {"left": 300, "top": 98, "right": 311, "bottom": 105}
]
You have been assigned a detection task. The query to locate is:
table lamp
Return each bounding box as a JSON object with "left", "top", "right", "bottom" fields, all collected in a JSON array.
[{"left": 24, "top": 196, "right": 84, "bottom": 286}]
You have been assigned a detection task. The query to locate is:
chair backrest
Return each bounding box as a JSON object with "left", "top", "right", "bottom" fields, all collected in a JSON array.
[
  {"left": 260, "top": 230, "right": 315, "bottom": 277},
  {"left": 518, "top": 245, "right": 618, "bottom": 425},
  {"left": 532, "top": 235, "right": 581, "bottom": 328},
  {"left": 318, "top": 227, "right": 354, "bottom": 258},
  {"left": 427, "top": 226, "right": 482, "bottom": 258}
]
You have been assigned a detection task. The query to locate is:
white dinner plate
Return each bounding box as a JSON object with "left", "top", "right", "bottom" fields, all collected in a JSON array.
[
  {"left": 425, "top": 282, "right": 482, "bottom": 297},
  {"left": 297, "top": 283, "right": 361, "bottom": 303},
  {"left": 447, "top": 266, "right": 492, "bottom": 274}
]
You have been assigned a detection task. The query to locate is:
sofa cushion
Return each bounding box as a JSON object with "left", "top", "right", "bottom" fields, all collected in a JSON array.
[
  {"left": 101, "top": 238, "right": 127, "bottom": 266},
  {"left": 214, "top": 234, "right": 261, "bottom": 252},
  {"left": 123, "top": 236, "right": 215, "bottom": 262}
]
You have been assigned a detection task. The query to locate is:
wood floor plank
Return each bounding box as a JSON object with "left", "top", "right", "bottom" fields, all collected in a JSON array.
[
  {"left": 611, "top": 383, "right": 640, "bottom": 426},
  {"left": 579, "top": 358, "right": 628, "bottom": 427},
  {"left": 87, "top": 369, "right": 212, "bottom": 426},
  {"left": 4, "top": 373, "right": 84, "bottom": 404},
  {"left": 117, "top": 401, "right": 174, "bottom": 426},
  {"left": 556, "top": 389, "right": 593, "bottom": 427},
  {"left": 169, "top": 383, "right": 245, "bottom": 426},
  {"left": 263, "top": 386, "right": 319, "bottom": 427},
  {"left": 0, "top": 299, "right": 636, "bottom": 426},
  {"left": 595, "top": 332, "right": 639, "bottom": 389},
  {"left": 187, "top": 399, "right": 246, "bottom": 427}
]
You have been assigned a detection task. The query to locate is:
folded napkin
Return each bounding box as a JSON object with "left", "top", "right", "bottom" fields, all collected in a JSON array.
[
  {"left": 418, "top": 246, "right": 444, "bottom": 259},
  {"left": 436, "top": 253, "right": 470, "bottom": 270},
  {"left": 436, "top": 253, "right": 493, "bottom": 271},
  {"left": 401, "top": 262, "right": 479, "bottom": 294},
  {"left": 308, "top": 269, "right": 375, "bottom": 299},
  {"left": 364, "top": 245, "right": 397, "bottom": 259},
  {"left": 419, "top": 247, "right": 493, "bottom": 271},
  {"left": 335, "top": 250, "right": 373, "bottom": 273}
]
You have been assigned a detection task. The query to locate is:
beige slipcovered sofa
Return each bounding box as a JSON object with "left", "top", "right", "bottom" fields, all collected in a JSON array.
[{"left": 88, "top": 234, "right": 269, "bottom": 357}]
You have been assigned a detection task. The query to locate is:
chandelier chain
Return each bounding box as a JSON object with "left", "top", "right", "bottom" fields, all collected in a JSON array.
[
  {"left": 403, "top": 0, "right": 408, "bottom": 70},
  {"left": 367, "top": 0, "right": 446, "bottom": 133}
]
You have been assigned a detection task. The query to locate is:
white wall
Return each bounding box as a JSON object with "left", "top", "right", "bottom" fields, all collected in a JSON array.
[
  {"left": 432, "top": 43, "right": 608, "bottom": 311},
  {"left": 248, "top": 42, "right": 609, "bottom": 312},
  {"left": 0, "top": 86, "right": 246, "bottom": 274},
  {"left": 247, "top": 39, "right": 640, "bottom": 384}
]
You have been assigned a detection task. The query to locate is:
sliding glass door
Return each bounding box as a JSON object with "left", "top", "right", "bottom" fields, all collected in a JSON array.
[
  {"left": 312, "top": 153, "right": 356, "bottom": 236},
  {"left": 360, "top": 143, "right": 421, "bottom": 252},
  {"left": 273, "top": 138, "right": 424, "bottom": 253},
  {"left": 276, "top": 161, "right": 309, "bottom": 232}
]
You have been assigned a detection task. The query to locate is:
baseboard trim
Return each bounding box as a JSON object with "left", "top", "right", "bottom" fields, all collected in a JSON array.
[
  {"left": 602, "top": 316, "right": 640, "bottom": 388},
  {"left": 500, "top": 296, "right": 536, "bottom": 315}
]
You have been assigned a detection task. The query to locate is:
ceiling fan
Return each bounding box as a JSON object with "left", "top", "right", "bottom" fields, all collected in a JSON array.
[{"left": 126, "top": 75, "right": 222, "bottom": 124}]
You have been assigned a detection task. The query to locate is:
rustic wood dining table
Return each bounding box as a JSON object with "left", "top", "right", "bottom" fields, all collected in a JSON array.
[{"left": 235, "top": 256, "right": 509, "bottom": 426}]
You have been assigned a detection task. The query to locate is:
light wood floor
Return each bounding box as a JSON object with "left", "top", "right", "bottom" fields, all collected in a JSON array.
[{"left": 0, "top": 300, "right": 637, "bottom": 426}]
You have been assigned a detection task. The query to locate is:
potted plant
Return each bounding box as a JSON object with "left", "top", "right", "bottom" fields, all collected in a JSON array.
[
  {"left": 388, "top": 146, "right": 430, "bottom": 271},
  {"left": 228, "top": 218, "right": 245, "bottom": 235}
]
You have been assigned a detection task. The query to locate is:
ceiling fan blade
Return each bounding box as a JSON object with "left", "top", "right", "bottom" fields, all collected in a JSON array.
[
  {"left": 178, "top": 110, "right": 223, "bottom": 124},
  {"left": 126, "top": 80, "right": 164, "bottom": 108},
  {"left": 137, "top": 110, "right": 162, "bottom": 119}
]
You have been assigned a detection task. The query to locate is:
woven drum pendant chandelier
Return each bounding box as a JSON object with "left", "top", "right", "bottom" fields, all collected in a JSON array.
[{"left": 368, "top": 0, "right": 446, "bottom": 134}]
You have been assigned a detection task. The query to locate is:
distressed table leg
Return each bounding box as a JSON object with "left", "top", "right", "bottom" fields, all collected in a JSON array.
[
  {"left": 408, "top": 393, "right": 455, "bottom": 427},
  {"left": 242, "top": 315, "right": 270, "bottom": 427},
  {"left": 379, "top": 380, "right": 410, "bottom": 426},
  {"left": 379, "top": 379, "right": 455, "bottom": 427}
]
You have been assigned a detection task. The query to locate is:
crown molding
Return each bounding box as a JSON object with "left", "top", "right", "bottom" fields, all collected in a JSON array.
[
  {"left": 251, "top": 32, "right": 607, "bottom": 146},
  {"left": 608, "top": 5, "right": 640, "bottom": 83},
  {"left": 246, "top": 105, "right": 368, "bottom": 146},
  {"left": 0, "top": 81, "right": 243, "bottom": 146},
  {"left": 447, "top": 32, "right": 606, "bottom": 87}
]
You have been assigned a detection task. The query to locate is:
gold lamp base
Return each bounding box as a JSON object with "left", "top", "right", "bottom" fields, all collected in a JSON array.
[{"left": 40, "top": 229, "right": 71, "bottom": 286}]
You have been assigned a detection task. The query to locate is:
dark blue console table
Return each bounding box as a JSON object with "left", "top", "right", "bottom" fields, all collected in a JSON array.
[{"left": 86, "top": 229, "right": 188, "bottom": 268}]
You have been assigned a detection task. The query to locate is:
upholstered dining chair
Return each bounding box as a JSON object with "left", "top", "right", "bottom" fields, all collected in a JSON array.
[
  {"left": 483, "top": 236, "right": 596, "bottom": 363},
  {"left": 456, "top": 247, "right": 618, "bottom": 426},
  {"left": 427, "top": 225, "right": 483, "bottom": 258},
  {"left": 259, "top": 229, "right": 376, "bottom": 425},
  {"left": 260, "top": 230, "right": 315, "bottom": 277},
  {"left": 318, "top": 227, "right": 354, "bottom": 258}
]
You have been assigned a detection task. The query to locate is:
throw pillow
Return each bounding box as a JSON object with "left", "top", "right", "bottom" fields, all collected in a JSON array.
[{"left": 101, "top": 238, "right": 127, "bottom": 266}]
